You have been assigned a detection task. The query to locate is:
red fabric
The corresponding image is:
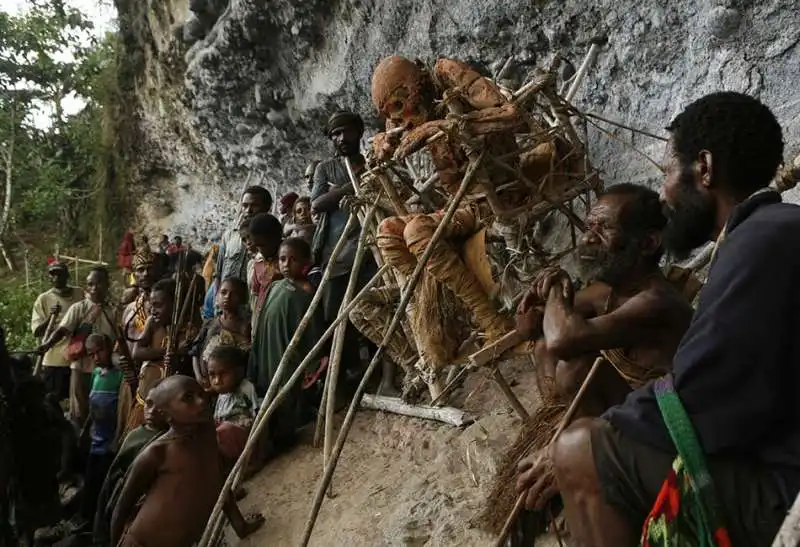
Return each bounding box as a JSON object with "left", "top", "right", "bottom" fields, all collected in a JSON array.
[
  {"left": 216, "top": 421, "right": 249, "bottom": 461},
  {"left": 251, "top": 258, "right": 282, "bottom": 318},
  {"left": 117, "top": 232, "right": 136, "bottom": 269},
  {"left": 166, "top": 244, "right": 186, "bottom": 256}
]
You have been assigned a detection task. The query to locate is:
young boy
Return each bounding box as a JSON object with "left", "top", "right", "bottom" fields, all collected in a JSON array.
[
  {"left": 127, "top": 279, "right": 192, "bottom": 435},
  {"left": 249, "top": 237, "right": 323, "bottom": 453},
  {"left": 247, "top": 213, "right": 283, "bottom": 334},
  {"left": 93, "top": 390, "right": 169, "bottom": 544},
  {"left": 207, "top": 345, "right": 258, "bottom": 463},
  {"left": 78, "top": 333, "right": 125, "bottom": 527},
  {"left": 110, "top": 375, "right": 263, "bottom": 546}
]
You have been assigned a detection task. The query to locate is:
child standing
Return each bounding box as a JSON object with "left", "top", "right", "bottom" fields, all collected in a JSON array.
[
  {"left": 110, "top": 375, "right": 263, "bottom": 546},
  {"left": 247, "top": 213, "right": 283, "bottom": 334},
  {"left": 191, "top": 277, "right": 251, "bottom": 390},
  {"left": 93, "top": 390, "right": 169, "bottom": 543},
  {"left": 283, "top": 196, "right": 315, "bottom": 243},
  {"left": 207, "top": 345, "right": 259, "bottom": 463},
  {"left": 79, "top": 333, "right": 125, "bottom": 527},
  {"left": 127, "top": 279, "right": 192, "bottom": 435},
  {"left": 249, "top": 237, "right": 324, "bottom": 453}
]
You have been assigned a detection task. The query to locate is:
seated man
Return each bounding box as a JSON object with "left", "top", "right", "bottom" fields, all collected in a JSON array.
[
  {"left": 491, "top": 184, "right": 694, "bottom": 533},
  {"left": 518, "top": 183, "right": 694, "bottom": 416},
  {"left": 523, "top": 92, "right": 800, "bottom": 546}
]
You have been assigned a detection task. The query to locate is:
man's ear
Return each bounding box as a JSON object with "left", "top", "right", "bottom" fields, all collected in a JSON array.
[
  {"left": 697, "top": 150, "right": 713, "bottom": 189},
  {"left": 643, "top": 231, "right": 663, "bottom": 259}
]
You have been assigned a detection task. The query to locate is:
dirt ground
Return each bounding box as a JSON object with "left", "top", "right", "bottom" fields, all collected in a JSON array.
[{"left": 230, "top": 356, "right": 560, "bottom": 547}]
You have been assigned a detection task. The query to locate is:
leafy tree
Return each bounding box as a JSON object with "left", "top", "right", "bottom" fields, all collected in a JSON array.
[{"left": 0, "top": 1, "right": 128, "bottom": 264}]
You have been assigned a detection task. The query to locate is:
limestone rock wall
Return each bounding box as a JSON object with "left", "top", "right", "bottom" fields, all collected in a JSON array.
[{"left": 116, "top": 0, "right": 800, "bottom": 241}]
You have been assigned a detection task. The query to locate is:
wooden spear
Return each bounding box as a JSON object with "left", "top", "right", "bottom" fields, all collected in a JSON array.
[{"left": 299, "top": 151, "right": 487, "bottom": 546}]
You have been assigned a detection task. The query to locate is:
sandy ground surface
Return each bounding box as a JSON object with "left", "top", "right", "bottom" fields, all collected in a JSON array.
[{"left": 227, "top": 357, "right": 560, "bottom": 547}]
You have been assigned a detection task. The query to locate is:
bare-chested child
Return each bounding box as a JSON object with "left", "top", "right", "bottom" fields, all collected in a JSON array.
[{"left": 111, "top": 375, "right": 263, "bottom": 546}]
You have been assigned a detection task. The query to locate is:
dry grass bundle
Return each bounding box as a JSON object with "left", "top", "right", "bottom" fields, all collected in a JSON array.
[
  {"left": 476, "top": 399, "right": 567, "bottom": 534},
  {"left": 411, "top": 273, "right": 464, "bottom": 369}
]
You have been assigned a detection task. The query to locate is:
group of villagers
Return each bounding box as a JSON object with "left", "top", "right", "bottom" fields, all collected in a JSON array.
[{"left": 9, "top": 49, "right": 800, "bottom": 547}]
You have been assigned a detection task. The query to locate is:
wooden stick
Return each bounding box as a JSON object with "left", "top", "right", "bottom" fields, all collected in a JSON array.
[
  {"left": 32, "top": 312, "right": 58, "bottom": 377},
  {"left": 360, "top": 394, "right": 474, "bottom": 427},
  {"left": 52, "top": 254, "right": 108, "bottom": 266},
  {"left": 299, "top": 151, "right": 487, "bottom": 546},
  {"left": 197, "top": 214, "right": 359, "bottom": 547},
  {"left": 494, "top": 356, "right": 605, "bottom": 547},
  {"left": 469, "top": 329, "right": 526, "bottom": 368},
  {"left": 323, "top": 201, "right": 379, "bottom": 496},
  {"left": 202, "top": 265, "right": 391, "bottom": 542},
  {"left": 491, "top": 368, "right": 529, "bottom": 421},
  {"left": 564, "top": 36, "right": 606, "bottom": 103}
]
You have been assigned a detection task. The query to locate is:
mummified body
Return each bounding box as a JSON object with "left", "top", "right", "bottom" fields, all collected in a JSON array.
[{"left": 366, "top": 55, "right": 593, "bottom": 394}]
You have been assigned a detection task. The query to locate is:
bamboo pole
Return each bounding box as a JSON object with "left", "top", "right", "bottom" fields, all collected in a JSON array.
[
  {"left": 299, "top": 151, "right": 487, "bottom": 546},
  {"left": 55, "top": 254, "right": 108, "bottom": 266},
  {"left": 197, "top": 214, "right": 360, "bottom": 547},
  {"left": 200, "top": 264, "right": 390, "bottom": 545},
  {"left": 323, "top": 201, "right": 379, "bottom": 496},
  {"left": 494, "top": 356, "right": 605, "bottom": 547}
]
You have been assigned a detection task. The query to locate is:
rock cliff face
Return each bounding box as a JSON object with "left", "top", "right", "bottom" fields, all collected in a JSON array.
[{"left": 116, "top": 0, "right": 800, "bottom": 240}]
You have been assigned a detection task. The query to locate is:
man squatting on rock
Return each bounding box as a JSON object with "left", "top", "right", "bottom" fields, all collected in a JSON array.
[{"left": 517, "top": 92, "right": 800, "bottom": 546}]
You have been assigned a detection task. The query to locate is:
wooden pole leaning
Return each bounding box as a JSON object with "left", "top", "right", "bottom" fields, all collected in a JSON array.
[
  {"left": 197, "top": 214, "right": 358, "bottom": 547},
  {"left": 201, "top": 263, "right": 390, "bottom": 545},
  {"left": 323, "top": 200, "right": 380, "bottom": 495},
  {"left": 299, "top": 150, "right": 487, "bottom": 546}
]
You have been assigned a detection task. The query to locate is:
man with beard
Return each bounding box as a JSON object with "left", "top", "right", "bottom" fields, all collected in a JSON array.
[
  {"left": 215, "top": 186, "right": 273, "bottom": 287},
  {"left": 520, "top": 92, "right": 800, "bottom": 546},
  {"left": 510, "top": 184, "right": 694, "bottom": 515},
  {"left": 311, "top": 111, "right": 377, "bottom": 386}
]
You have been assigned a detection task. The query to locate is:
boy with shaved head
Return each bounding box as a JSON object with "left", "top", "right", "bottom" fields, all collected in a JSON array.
[{"left": 111, "top": 375, "right": 263, "bottom": 546}]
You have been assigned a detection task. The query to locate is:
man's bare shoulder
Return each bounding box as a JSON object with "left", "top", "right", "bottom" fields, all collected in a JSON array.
[{"left": 575, "top": 281, "right": 612, "bottom": 315}]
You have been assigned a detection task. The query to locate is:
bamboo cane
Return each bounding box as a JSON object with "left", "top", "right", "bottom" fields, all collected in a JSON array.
[
  {"left": 299, "top": 151, "right": 487, "bottom": 546},
  {"left": 200, "top": 264, "right": 390, "bottom": 546},
  {"left": 494, "top": 356, "right": 605, "bottom": 547},
  {"left": 197, "top": 215, "right": 359, "bottom": 547},
  {"left": 323, "top": 201, "right": 379, "bottom": 496},
  {"left": 32, "top": 312, "right": 58, "bottom": 377}
]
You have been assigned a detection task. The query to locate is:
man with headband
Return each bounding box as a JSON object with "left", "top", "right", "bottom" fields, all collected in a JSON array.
[
  {"left": 122, "top": 248, "right": 161, "bottom": 355},
  {"left": 311, "top": 110, "right": 376, "bottom": 388}
]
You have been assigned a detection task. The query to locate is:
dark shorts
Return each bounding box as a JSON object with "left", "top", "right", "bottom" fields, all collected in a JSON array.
[
  {"left": 42, "top": 366, "right": 70, "bottom": 402},
  {"left": 591, "top": 419, "right": 795, "bottom": 546}
]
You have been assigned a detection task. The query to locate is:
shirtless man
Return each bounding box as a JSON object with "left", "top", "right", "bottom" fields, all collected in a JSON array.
[
  {"left": 111, "top": 375, "right": 263, "bottom": 546},
  {"left": 532, "top": 92, "right": 800, "bottom": 547},
  {"left": 514, "top": 183, "right": 694, "bottom": 510}
]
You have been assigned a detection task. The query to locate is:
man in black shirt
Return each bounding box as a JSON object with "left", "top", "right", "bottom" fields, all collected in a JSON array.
[{"left": 525, "top": 92, "right": 800, "bottom": 546}]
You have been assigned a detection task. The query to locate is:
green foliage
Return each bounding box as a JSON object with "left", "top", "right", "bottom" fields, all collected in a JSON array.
[
  {"left": 0, "top": 278, "right": 39, "bottom": 351},
  {"left": 0, "top": 1, "right": 132, "bottom": 258}
]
